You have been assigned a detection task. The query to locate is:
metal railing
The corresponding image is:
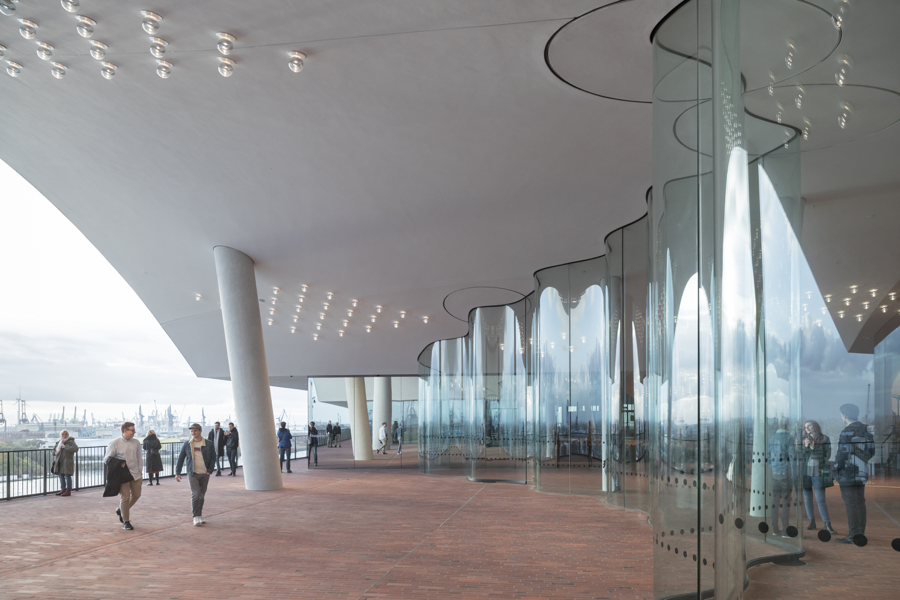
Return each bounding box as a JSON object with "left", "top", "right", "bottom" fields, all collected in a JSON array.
[{"left": 1, "top": 438, "right": 308, "bottom": 501}]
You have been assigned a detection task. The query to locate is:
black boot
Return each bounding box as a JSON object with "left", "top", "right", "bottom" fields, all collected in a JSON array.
[
  {"left": 825, "top": 522, "right": 838, "bottom": 534},
  {"left": 806, "top": 517, "right": 816, "bottom": 530}
]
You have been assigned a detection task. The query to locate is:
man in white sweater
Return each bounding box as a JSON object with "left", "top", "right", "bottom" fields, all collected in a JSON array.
[
  {"left": 104, "top": 422, "right": 143, "bottom": 530},
  {"left": 376, "top": 422, "right": 388, "bottom": 455}
]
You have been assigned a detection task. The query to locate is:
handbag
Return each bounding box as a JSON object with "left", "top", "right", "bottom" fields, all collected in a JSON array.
[{"left": 50, "top": 459, "right": 59, "bottom": 475}]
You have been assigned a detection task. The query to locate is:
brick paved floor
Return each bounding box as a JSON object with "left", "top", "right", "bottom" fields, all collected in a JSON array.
[
  {"left": 0, "top": 467, "right": 653, "bottom": 600},
  {"left": 2, "top": 467, "right": 897, "bottom": 600}
]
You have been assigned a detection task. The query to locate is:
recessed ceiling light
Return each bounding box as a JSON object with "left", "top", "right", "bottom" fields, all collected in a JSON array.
[
  {"left": 272, "top": 287, "right": 279, "bottom": 294},
  {"left": 293, "top": 315, "right": 299, "bottom": 323},
  {"left": 316, "top": 323, "right": 322, "bottom": 330},
  {"left": 156, "top": 60, "right": 172, "bottom": 79},
  {"left": 150, "top": 37, "right": 168, "bottom": 58},
  {"left": 339, "top": 330, "right": 345, "bottom": 337},
  {"left": 195, "top": 294, "right": 202, "bottom": 301},
  {"left": 19, "top": 18, "right": 37, "bottom": 39},
  {"left": 393, "top": 321, "right": 399, "bottom": 328},
  {"left": 141, "top": 10, "right": 161, "bottom": 35},
  {"left": 36, "top": 42, "right": 53, "bottom": 61},
  {"left": 851, "top": 285, "right": 858, "bottom": 293},
  {"left": 100, "top": 61, "right": 116, "bottom": 79},
  {"left": 269, "top": 307, "right": 276, "bottom": 315},
  {"left": 351, "top": 299, "right": 358, "bottom": 307},
  {"left": 267, "top": 319, "right": 274, "bottom": 326},
  {"left": 422, "top": 316, "right": 429, "bottom": 323},
  {"left": 869, "top": 288, "right": 878, "bottom": 297},
  {"left": 313, "top": 333, "right": 319, "bottom": 340},
  {"left": 218, "top": 57, "right": 234, "bottom": 77},
  {"left": 400, "top": 311, "right": 406, "bottom": 319},
  {"left": 90, "top": 41, "right": 108, "bottom": 60},
  {"left": 288, "top": 51, "right": 305, "bottom": 73},
  {"left": 376, "top": 305, "right": 383, "bottom": 313},
  {"left": 891, "top": 293, "right": 897, "bottom": 301},
  {"left": 323, "top": 302, "right": 330, "bottom": 309},
  {"left": 295, "top": 306, "right": 301, "bottom": 312},
  {"left": 271, "top": 297, "right": 277, "bottom": 304},
  {"left": 824, "top": 294, "right": 832, "bottom": 303},
  {"left": 75, "top": 15, "right": 95, "bottom": 38},
  {"left": 326, "top": 292, "right": 334, "bottom": 300},
  {"left": 347, "top": 309, "right": 354, "bottom": 317},
  {"left": 0, "top": 1, "right": 16, "bottom": 17},
  {"left": 319, "top": 313, "right": 326, "bottom": 320},
  {"left": 342, "top": 320, "right": 349, "bottom": 327},
  {"left": 881, "top": 306, "right": 888, "bottom": 313},
  {"left": 216, "top": 32, "right": 235, "bottom": 56},
  {"left": 61, "top": 0, "right": 79, "bottom": 13},
  {"left": 301, "top": 284, "right": 308, "bottom": 292},
  {"left": 6, "top": 60, "right": 22, "bottom": 77},
  {"left": 298, "top": 295, "right": 305, "bottom": 302},
  {"left": 370, "top": 316, "right": 377, "bottom": 323},
  {"left": 290, "top": 326, "right": 297, "bottom": 333},
  {"left": 365, "top": 325, "right": 372, "bottom": 333}
]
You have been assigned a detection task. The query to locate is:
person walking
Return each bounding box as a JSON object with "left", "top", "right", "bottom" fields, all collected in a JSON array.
[
  {"left": 800, "top": 420, "right": 837, "bottom": 534},
  {"left": 376, "top": 422, "right": 388, "bottom": 454},
  {"left": 834, "top": 403, "right": 875, "bottom": 544},
  {"left": 333, "top": 422, "right": 342, "bottom": 448},
  {"left": 396, "top": 422, "right": 402, "bottom": 455},
  {"left": 326, "top": 421, "right": 334, "bottom": 447},
  {"left": 175, "top": 423, "right": 218, "bottom": 526},
  {"left": 391, "top": 420, "right": 399, "bottom": 444},
  {"left": 208, "top": 422, "right": 227, "bottom": 476},
  {"left": 104, "top": 422, "right": 143, "bottom": 530},
  {"left": 224, "top": 422, "right": 239, "bottom": 476},
  {"left": 53, "top": 430, "right": 78, "bottom": 497},
  {"left": 308, "top": 422, "right": 319, "bottom": 467},
  {"left": 278, "top": 422, "right": 293, "bottom": 473},
  {"left": 142, "top": 430, "right": 163, "bottom": 486}
]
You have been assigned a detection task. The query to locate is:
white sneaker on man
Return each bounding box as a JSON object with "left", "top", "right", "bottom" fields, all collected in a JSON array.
[
  {"left": 199, "top": 516, "right": 206, "bottom": 524},
  {"left": 193, "top": 517, "right": 202, "bottom": 526}
]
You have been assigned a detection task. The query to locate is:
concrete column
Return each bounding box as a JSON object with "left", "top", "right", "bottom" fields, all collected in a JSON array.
[
  {"left": 214, "top": 246, "right": 282, "bottom": 491},
  {"left": 373, "top": 377, "right": 392, "bottom": 451},
  {"left": 345, "top": 377, "right": 373, "bottom": 460}
]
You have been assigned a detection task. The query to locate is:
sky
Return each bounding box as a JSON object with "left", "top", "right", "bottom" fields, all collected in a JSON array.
[{"left": 0, "top": 159, "right": 306, "bottom": 430}]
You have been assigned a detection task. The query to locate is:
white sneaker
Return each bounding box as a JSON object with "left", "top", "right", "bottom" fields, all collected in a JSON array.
[
  {"left": 193, "top": 517, "right": 202, "bottom": 526},
  {"left": 199, "top": 516, "right": 206, "bottom": 524}
]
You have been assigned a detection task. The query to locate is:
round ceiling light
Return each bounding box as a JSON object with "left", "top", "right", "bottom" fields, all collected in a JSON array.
[
  {"left": 288, "top": 51, "right": 305, "bottom": 73},
  {"left": 0, "top": 0, "right": 17, "bottom": 17},
  {"left": 19, "top": 18, "right": 37, "bottom": 39},
  {"left": 150, "top": 37, "right": 168, "bottom": 58},
  {"left": 141, "top": 10, "right": 161, "bottom": 34},
  {"left": 50, "top": 62, "right": 67, "bottom": 79},
  {"left": 6, "top": 60, "right": 22, "bottom": 77},
  {"left": 216, "top": 32, "right": 235, "bottom": 55},
  {"left": 75, "top": 15, "right": 95, "bottom": 38},
  {"left": 90, "top": 41, "right": 107, "bottom": 60},
  {"left": 156, "top": 59, "right": 172, "bottom": 79},
  {"left": 36, "top": 42, "right": 53, "bottom": 61},
  {"left": 100, "top": 61, "right": 116, "bottom": 79},
  {"left": 61, "top": 0, "right": 79, "bottom": 13},
  {"left": 218, "top": 57, "right": 234, "bottom": 77}
]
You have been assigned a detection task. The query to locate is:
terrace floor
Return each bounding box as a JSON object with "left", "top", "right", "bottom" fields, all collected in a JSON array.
[{"left": 1, "top": 465, "right": 898, "bottom": 600}]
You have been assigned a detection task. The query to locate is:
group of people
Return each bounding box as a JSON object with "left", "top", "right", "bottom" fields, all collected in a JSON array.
[
  {"left": 100, "top": 421, "right": 241, "bottom": 529},
  {"left": 767, "top": 403, "right": 875, "bottom": 544}
]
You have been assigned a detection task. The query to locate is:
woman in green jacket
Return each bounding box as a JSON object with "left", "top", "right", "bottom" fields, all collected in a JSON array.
[
  {"left": 800, "top": 420, "right": 837, "bottom": 534},
  {"left": 53, "top": 430, "right": 78, "bottom": 497}
]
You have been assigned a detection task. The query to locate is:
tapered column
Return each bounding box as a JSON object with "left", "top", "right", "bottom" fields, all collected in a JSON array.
[
  {"left": 373, "top": 377, "right": 392, "bottom": 451},
  {"left": 214, "top": 245, "right": 282, "bottom": 491},
  {"left": 345, "top": 377, "right": 373, "bottom": 460}
]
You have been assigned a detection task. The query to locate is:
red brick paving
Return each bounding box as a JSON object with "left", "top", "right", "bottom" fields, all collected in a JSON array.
[
  {"left": 0, "top": 467, "right": 653, "bottom": 600},
  {"left": 2, "top": 467, "right": 897, "bottom": 599}
]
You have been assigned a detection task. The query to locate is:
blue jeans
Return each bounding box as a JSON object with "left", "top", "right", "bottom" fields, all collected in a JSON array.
[
  {"left": 308, "top": 444, "right": 318, "bottom": 465},
  {"left": 802, "top": 475, "right": 831, "bottom": 522},
  {"left": 279, "top": 447, "right": 291, "bottom": 471},
  {"left": 58, "top": 474, "right": 72, "bottom": 490}
]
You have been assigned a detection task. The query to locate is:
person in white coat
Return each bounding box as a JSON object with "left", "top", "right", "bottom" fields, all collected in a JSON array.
[{"left": 376, "top": 422, "right": 388, "bottom": 454}]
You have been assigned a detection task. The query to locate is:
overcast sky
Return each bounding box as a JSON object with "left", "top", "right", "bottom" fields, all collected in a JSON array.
[{"left": 0, "top": 159, "right": 306, "bottom": 430}]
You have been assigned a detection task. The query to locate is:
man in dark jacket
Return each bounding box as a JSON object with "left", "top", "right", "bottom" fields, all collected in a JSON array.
[
  {"left": 176, "top": 423, "right": 218, "bottom": 526},
  {"left": 308, "top": 422, "right": 319, "bottom": 467},
  {"left": 224, "top": 422, "right": 239, "bottom": 477},
  {"left": 834, "top": 403, "right": 874, "bottom": 544},
  {"left": 333, "top": 422, "right": 342, "bottom": 448},
  {"left": 326, "top": 421, "right": 334, "bottom": 447},
  {"left": 277, "top": 422, "right": 293, "bottom": 473},
  {"left": 208, "top": 421, "right": 227, "bottom": 476}
]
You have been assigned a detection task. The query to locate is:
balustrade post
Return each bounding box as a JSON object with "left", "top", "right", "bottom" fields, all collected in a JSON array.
[
  {"left": 43, "top": 451, "right": 47, "bottom": 496},
  {"left": 75, "top": 450, "right": 80, "bottom": 491}
]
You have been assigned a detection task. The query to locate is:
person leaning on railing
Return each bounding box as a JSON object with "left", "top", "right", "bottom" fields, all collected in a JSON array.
[{"left": 52, "top": 430, "right": 78, "bottom": 497}]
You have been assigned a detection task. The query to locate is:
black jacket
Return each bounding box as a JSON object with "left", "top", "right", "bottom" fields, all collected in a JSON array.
[
  {"left": 309, "top": 426, "right": 319, "bottom": 447},
  {"left": 208, "top": 428, "right": 227, "bottom": 456},
  {"left": 225, "top": 427, "right": 239, "bottom": 449},
  {"left": 326, "top": 424, "right": 333, "bottom": 434},
  {"left": 142, "top": 435, "right": 164, "bottom": 473},
  {"left": 103, "top": 456, "right": 135, "bottom": 497}
]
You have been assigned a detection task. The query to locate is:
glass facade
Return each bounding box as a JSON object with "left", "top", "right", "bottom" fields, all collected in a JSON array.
[{"left": 414, "top": 1, "right": 900, "bottom": 597}]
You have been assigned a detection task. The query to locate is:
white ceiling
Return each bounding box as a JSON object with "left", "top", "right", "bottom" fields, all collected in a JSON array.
[{"left": 1, "top": 0, "right": 897, "bottom": 389}]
